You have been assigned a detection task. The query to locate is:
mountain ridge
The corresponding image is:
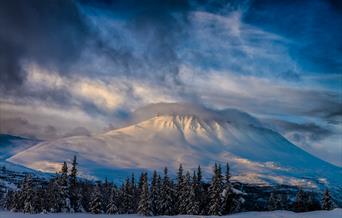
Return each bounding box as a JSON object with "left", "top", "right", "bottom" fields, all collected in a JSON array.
[{"left": 7, "top": 113, "right": 341, "bottom": 183}]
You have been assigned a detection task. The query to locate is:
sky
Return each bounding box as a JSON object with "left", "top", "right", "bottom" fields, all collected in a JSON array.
[{"left": 0, "top": 0, "right": 341, "bottom": 166}]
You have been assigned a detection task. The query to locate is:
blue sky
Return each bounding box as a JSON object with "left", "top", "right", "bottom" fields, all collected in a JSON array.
[{"left": 0, "top": 0, "right": 341, "bottom": 166}]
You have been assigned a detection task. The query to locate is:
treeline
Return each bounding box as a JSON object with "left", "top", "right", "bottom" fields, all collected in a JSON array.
[{"left": 3, "top": 156, "right": 335, "bottom": 215}]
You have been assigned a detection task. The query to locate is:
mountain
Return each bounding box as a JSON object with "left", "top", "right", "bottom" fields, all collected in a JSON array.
[
  {"left": 7, "top": 104, "right": 342, "bottom": 200},
  {"left": 0, "top": 134, "right": 39, "bottom": 160}
]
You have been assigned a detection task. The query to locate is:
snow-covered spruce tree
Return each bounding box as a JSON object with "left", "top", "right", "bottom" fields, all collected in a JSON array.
[
  {"left": 58, "top": 161, "right": 72, "bottom": 212},
  {"left": 82, "top": 181, "right": 96, "bottom": 212},
  {"left": 69, "top": 155, "right": 83, "bottom": 212},
  {"left": 267, "top": 193, "right": 281, "bottom": 211},
  {"left": 131, "top": 173, "right": 139, "bottom": 212},
  {"left": 89, "top": 183, "right": 103, "bottom": 214},
  {"left": 175, "top": 163, "right": 184, "bottom": 214},
  {"left": 294, "top": 188, "right": 306, "bottom": 212},
  {"left": 48, "top": 177, "right": 64, "bottom": 212},
  {"left": 4, "top": 190, "right": 15, "bottom": 211},
  {"left": 279, "top": 193, "right": 289, "bottom": 210},
  {"left": 125, "top": 176, "right": 134, "bottom": 213},
  {"left": 101, "top": 178, "right": 112, "bottom": 212},
  {"left": 159, "top": 167, "right": 174, "bottom": 215},
  {"left": 156, "top": 174, "right": 163, "bottom": 214},
  {"left": 178, "top": 171, "right": 191, "bottom": 214},
  {"left": 138, "top": 172, "right": 152, "bottom": 216},
  {"left": 119, "top": 177, "right": 133, "bottom": 213},
  {"left": 322, "top": 189, "right": 334, "bottom": 210},
  {"left": 196, "top": 165, "right": 207, "bottom": 215},
  {"left": 107, "top": 186, "right": 119, "bottom": 214},
  {"left": 117, "top": 182, "right": 126, "bottom": 213},
  {"left": 150, "top": 170, "right": 160, "bottom": 215},
  {"left": 208, "top": 163, "right": 224, "bottom": 215},
  {"left": 222, "top": 162, "right": 236, "bottom": 214},
  {"left": 186, "top": 171, "right": 200, "bottom": 215},
  {"left": 32, "top": 188, "right": 44, "bottom": 213},
  {"left": 14, "top": 191, "right": 24, "bottom": 212},
  {"left": 22, "top": 175, "right": 34, "bottom": 213}
]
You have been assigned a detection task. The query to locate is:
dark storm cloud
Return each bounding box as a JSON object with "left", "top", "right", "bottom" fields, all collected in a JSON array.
[
  {"left": 311, "top": 107, "right": 342, "bottom": 125},
  {"left": 0, "top": 0, "right": 89, "bottom": 92},
  {"left": 268, "top": 119, "right": 334, "bottom": 142},
  {"left": 80, "top": 0, "right": 252, "bottom": 83},
  {"left": 79, "top": 0, "right": 192, "bottom": 86}
]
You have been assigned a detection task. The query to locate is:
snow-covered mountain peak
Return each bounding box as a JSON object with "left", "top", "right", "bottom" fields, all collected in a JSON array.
[
  {"left": 142, "top": 114, "right": 212, "bottom": 131},
  {"left": 7, "top": 105, "right": 342, "bottom": 201},
  {"left": 132, "top": 103, "right": 262, "bottom": 127}
]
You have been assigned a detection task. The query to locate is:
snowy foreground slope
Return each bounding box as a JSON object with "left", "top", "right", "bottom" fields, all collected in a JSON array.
[
  {"left": 7, "top": 104, "right": 342, "bottom": 198},
  {"left": 1, "top": 209, "right": 342, "bottom": 218}
]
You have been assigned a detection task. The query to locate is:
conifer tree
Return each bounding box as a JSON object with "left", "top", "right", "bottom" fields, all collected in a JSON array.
[
  {"left": 150, "top": 170, "right": 160, "bottom": 215},
  {"left": 322, "top": 189, "right": 334, "bottom": 210},
  {"left": 268, "top": 193, "right": 279, "bottom": 211},
  {"left": 70, "top": 156, "right": 77, "bottom": 189},
  {"left": 222, "top": 162, "right": 236, "bottom": 214},
  {"left": 101, "top": 178, "right": 112, "bottom": 212},
  {"left": 31, "top": 188, "right": 43, "bottom": 213},
  {"left": 131, "top": 173, "right": 139, "bottom": 212},
  {"left": 159, "top": 167, "right": 173, "bottom": 215},
  {"left": 294, "top": 189, "right": 306, "bottom": 212},
  {"left": 4, "top": 191, "right": 15, "bottom": 211},
  {"left": 208, "top": 163, "right": 224, "bottom": 215},
  {"left": 107, "top": 187, "right": 119, "bottom": 214},
  {"left": 80, "top": 181, "right": 93, "bottom": 212},
  {"left": 156, "top": 175, "right": 163, "bottom": 215},
  {"left": 69, "top": 156, "right": 81, "bottom": 212},
  {"left": 22, "top": 175, "right": 34, "bottom": 213},
  {"left": 89, "top": 183, "right": 103, "bottom": 214},
  {"left": 175, "top": 164, "right": 184, "bottom": 213},
  {"left": 186, "top": 171, "right": 200, "bottom": 215},
  {"left": 281, "top": 194, "right": 287, "bottom": 210},
  {"left": 196, "top": 165, "right": 206, "bottom": 215},
  {"left": 138, "top": 172, "right": 152, "bottom": 215},
  {"left": 117, "top": 182, "right": 126, "bottom": 213},
  {"left": 178, "top": 171, "right": 191, "bottom": 214},
  {"left": 46, "top": 178, "right": 60, "bottom": 212},
  {"left": 122, "top": 177, "right": 134, "bottom": 213},
  {"left": 57, "top": 161, "right": 71, "bottom": 212},
  {"left": 225, "top": 162, "right": 231, "bottom": 183},
  {"left": 60, "top": 161, "right": 68, "bottom": 186}
]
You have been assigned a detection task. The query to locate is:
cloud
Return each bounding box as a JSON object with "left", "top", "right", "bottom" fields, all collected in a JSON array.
[
  {"left": 245, "top": 0, "right": 342, "bottom": 75},
  {"left": 0, "top": 0, "right": 340, "bottom": 166},
  {"left": 63, "top": 127, "right": 91, "bottom": 137},
  {"left": 25, "top": 64, "right": 123, "bottom": 111},
  {"left": 261, "top": 118, "right": 341, "bottom": 167},
  {"left": 266, "top": 119, "right": 333, "bottom": 141},
  {"left": 179, "top": 66, "right": 341, "bottom": 120},
  {"left": 0, "top": 0, "right": 90, "bottom": 93},
  {"left": 0, "top": 100, "right": 105, "bottom": 139}
]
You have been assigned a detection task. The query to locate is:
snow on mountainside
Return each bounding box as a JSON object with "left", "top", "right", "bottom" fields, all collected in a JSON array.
[{"left": 7, "top": 103, "right": 342, "bottom": 200}]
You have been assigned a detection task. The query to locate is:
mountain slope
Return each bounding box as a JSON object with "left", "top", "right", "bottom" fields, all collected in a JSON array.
[
  {"left": 8, "top": 113, "right": 342, "bottom": 196},
  {"left": 0, "top": 134, "right": 39, "bottom": 160}
]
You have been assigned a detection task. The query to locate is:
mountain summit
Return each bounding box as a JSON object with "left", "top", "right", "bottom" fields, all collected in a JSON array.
[{"left": 8, "top": 104, "right": 342, "bottom": 199}]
